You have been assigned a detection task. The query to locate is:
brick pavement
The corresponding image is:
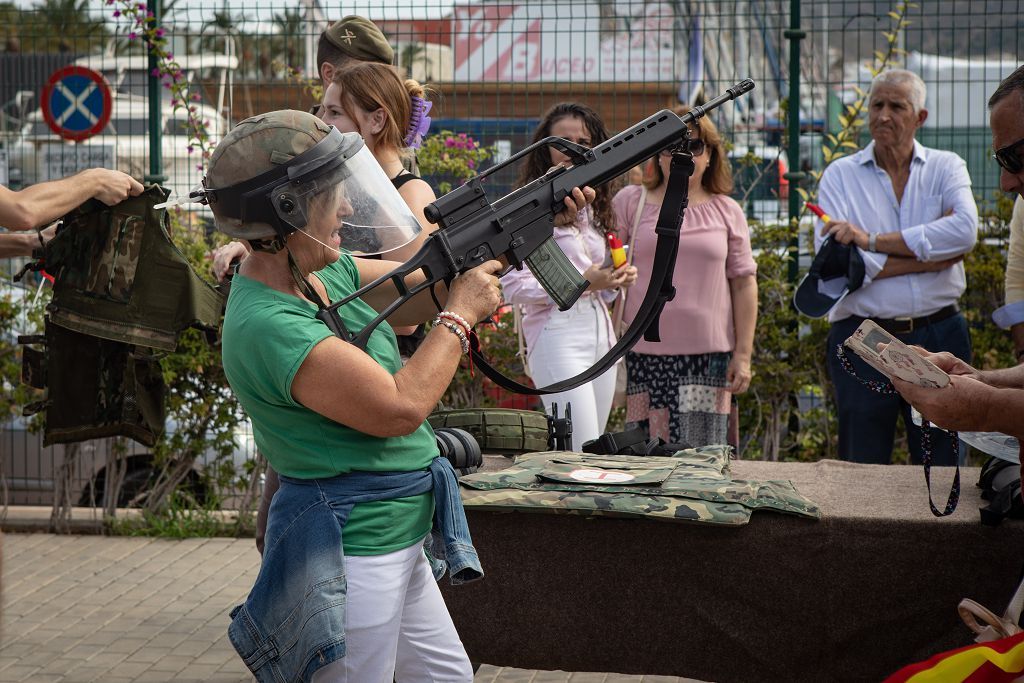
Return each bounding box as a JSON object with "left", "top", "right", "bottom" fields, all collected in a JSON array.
[{"left": 0, "top": 533, "right": 701, "bottom": 683}]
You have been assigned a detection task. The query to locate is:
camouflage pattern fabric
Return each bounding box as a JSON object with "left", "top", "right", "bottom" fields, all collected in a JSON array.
[
  {"left": 16, "top": 184, "right": 218, "bottom": 445},
  {"left": 22, "top": 321, "right": 165, "bottom": 447},
  {"left": 40, "top": 184, "right": 224, "bottom": 352},
  {"left": 459, "top": 446, "right": 821, "bottom": 525},
  {"left": 206, "top": 110, "right": 332, "bottom": 241}
]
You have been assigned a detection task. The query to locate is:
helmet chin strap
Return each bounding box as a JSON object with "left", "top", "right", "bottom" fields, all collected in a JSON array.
[
  {"left": 293, "top": 227, "right": 343, "bottom": 255},
  {"left": 285, "top": 241, "right": 332, "bottom": 311}
]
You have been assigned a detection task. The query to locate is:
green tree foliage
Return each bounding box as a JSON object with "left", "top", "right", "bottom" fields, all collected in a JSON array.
[
  {"left": 135, "top": 213, "right": 244, "bottom": 516},
  {"left": 738, "top": 220, "right": 836, "bottom": 461},
  {"left": 440, "top": 306, "right": 536, "bottom": 410},
  {"left": 271, "top": 8, "right": 303, "bottom": 75},
  {"left": 0, "top": 273, "right": 49, "bottom": 425},
  {"left": 964, "top": 194, "right": 1016, "bottom": 372},
  {"left": 417, "top": 132, "right": 495, "bottom": 194},
  {"left": 16, "top": 0, "right": 110, "bottom": 54}
]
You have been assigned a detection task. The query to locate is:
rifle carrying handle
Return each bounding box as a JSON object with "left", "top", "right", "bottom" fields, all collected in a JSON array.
[{"left": 524, "top": 237, "right": 591, "bottom": 311}]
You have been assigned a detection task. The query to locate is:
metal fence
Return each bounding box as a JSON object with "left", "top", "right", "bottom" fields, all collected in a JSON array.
[{"left": 1, "top": 0, "right": 1022, "bottom": 507}]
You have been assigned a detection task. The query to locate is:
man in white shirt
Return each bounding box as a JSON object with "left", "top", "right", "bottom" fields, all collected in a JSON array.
[
  {"left": 816, "top": 68, "right": 979, "bottom": 465},
  {"left": 892, "top": 65, "right": 1024, "bottom": 448}
]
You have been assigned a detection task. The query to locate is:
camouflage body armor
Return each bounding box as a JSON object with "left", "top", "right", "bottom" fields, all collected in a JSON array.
[
  {"left": 19, "top": 185, "right": 224, "bottom": 446},
  {"left": 39, "top": 185, "right": 222, "bottom": 351},
  {"left": 458, "top": 445, "right": 821, "bottom": 525}
]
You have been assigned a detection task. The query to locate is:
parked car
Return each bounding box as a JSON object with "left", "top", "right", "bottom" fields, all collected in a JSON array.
[
  {"left": 6, "top": 47, "right": 237, "bottom": 202},
  {"left": 0, "top": 413, "right": 259, "bottom": 509}
]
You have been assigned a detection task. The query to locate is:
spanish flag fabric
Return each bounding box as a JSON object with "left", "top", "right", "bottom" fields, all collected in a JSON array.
[{"left": 884, "top": 631, "right": 1024, "bottom": 682}]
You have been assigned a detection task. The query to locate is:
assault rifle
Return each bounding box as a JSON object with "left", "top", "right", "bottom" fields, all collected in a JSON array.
[{"left": 318, "top": 79, "right": 755, "bottom": 393}]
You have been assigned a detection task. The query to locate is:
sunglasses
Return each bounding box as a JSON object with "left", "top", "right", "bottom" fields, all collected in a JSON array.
[
  {"left": 660, "top": 138, "right": 707, "bottom": 157},
  {"left": 993, "top": 137, "right": 1024, "bottom": 174}
]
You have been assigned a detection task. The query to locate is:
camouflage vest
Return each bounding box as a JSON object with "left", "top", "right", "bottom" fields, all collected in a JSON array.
[
  {"left": 39, "top": 185, "right": 223, "bottom": 351},
  {"left": 458, "top": 446, "right": 821, "bottom": 525},
  {"left": 22, "top": 322, "right": 166, "bottom": 446},
  {"left": 19, "top": 185, "right": 224, "bottom": 446}
]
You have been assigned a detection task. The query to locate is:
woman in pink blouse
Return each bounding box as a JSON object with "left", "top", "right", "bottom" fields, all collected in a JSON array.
[
  {"left": 611, "top": 106, "right": 758, "bottom": 447},
  {"left": 502, "top": 103, "right": 639, "bottom": 450}
]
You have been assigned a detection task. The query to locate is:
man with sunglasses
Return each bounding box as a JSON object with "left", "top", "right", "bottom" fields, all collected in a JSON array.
[
  {"left": 892, "top": 65, "right": 1024, "bottom": 447},
  {"left": 815, "top": 68, "right": 979, "bottom": 466}
]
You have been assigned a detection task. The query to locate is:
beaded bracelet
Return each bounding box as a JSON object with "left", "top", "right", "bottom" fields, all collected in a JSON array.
[
  {"left": 434, "top": 318, "right": 469, "bottom": 354},
  {"left": 437, "top": 310, "right": 471, "bottom": 338}
]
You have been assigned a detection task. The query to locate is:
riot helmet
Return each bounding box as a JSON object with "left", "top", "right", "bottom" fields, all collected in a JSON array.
[{"left": 200, "top": 110, "right": 421, "bottom": 255}]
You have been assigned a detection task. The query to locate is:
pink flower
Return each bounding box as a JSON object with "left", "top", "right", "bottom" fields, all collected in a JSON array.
[
  {"left": 155, "top": 28, "right": 164, "bottom": 37},
  {"left": 466, "top": 159, "right": 475, "bottom": 169},
  {"left": 112, "top": 9, "right": 120, "bottom": 16},
  {"left": 187, "top": 146, "right": 194, "bottom": 154},
  {"left": 128, "top": 32, "right": 137, "bottom": 40},
  {"left": 445, "top": 137, "right": 455, "bottom": 147},
  {"left": 150, "top": 67, "right": 159, "bottom": 77},
  {"left": 191, "top": 93, "right": 201, "bottom": 101}
]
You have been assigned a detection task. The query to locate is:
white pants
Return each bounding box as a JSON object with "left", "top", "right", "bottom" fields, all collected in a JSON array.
[
  {"left": 527, "top": 295, "right": 617, "bottom": 451},
  {"left": 312, "top": 540, "right": 473, "bottom": 683}
]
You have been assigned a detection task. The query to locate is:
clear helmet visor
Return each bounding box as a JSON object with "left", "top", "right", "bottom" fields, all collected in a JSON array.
[
  {"left": 312, "top": 145, "right": 422, "bottom": 257},
  {"left": 274, "top": 143, "right": 422, "bottom": 256}
]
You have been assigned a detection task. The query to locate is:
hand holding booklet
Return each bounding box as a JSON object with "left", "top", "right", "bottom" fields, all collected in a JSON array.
[{"left": 843, "top": 319, "right": 951, "bottom": 389}]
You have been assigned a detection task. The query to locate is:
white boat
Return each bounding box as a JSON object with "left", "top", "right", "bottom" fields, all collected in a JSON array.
[{"left": 8, "top": 45, "right": 237, "bottom": 204}]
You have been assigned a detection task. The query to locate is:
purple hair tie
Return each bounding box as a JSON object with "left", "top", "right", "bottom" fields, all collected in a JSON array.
[{"left": 404, "top": 95, "right": 432, "bottom": 149}]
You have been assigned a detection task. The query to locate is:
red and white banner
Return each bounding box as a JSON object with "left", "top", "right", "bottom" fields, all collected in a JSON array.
[{"left": 452, "top": 2, "right": 679, "bottom": 83}]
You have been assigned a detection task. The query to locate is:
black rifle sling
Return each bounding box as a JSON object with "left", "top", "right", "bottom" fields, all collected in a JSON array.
[{"left": 470, "top": 152, "right": 694, "bottom": 395}]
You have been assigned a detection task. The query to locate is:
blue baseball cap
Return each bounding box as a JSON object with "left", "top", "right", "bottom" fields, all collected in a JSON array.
[{"left": 793, "top": 236, "right": 866, "bottom": 318}]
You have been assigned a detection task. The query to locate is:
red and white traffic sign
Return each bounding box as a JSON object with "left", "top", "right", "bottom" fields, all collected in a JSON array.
[{"left": 40, "top": 65, "right": 113, "bottom": 142}]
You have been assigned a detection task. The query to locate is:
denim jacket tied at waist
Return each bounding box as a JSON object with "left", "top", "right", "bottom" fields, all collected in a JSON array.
[{"left": 227, "top": 456, "right": 482, "bottom": 683}]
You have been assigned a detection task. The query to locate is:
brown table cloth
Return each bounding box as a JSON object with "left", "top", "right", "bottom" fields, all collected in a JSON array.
[{"left": 442, "top": 457, "right": 1024, "bottom": 682}]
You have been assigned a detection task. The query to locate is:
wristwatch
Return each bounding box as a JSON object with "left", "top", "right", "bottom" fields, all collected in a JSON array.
[{"left": 867, "top": 233, "right": 878, "bottom": 252}]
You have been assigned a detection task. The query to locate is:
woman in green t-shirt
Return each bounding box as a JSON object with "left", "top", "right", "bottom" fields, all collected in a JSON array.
[{"left": 203, "top": 109, "right": 592, "bottom": 682}]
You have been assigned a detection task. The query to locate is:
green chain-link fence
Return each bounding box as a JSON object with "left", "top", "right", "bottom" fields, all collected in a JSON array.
[{"left": 1, "top": 0, "right": 1021, "bottom": 507}]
